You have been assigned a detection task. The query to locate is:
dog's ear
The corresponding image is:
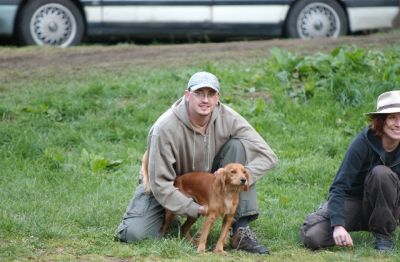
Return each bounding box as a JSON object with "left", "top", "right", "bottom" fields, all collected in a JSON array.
[
  {"left": 243, "top": 168, "right": 250, "bottom": 192},
  {"left": 214, "top": 167, "right": 226, "bottom": 192}
]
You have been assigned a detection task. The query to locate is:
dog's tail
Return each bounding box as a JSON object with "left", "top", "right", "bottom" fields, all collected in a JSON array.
[{"left": 141, "top": 150, "right": 151, "bottom": 193}]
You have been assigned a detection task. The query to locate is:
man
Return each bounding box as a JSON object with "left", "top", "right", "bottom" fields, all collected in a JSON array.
[
  {"left": 116, "top": 71, "right": 278, "bottom": 254},
  {"left": 301, "top": 90, "right": 400, "bottom": 251}
]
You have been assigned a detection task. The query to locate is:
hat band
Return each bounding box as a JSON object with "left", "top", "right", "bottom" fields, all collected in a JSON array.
[{"left": 377, "top": 103, "right": 400, "bottom": 112}]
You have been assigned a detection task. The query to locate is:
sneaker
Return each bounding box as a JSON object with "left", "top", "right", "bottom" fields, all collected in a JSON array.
[
  {"left": 230, "top": 226, "right": 269, "bottom": 254},
  {"left": 374, "top": 233, "right": 393, "bottom": 251}
]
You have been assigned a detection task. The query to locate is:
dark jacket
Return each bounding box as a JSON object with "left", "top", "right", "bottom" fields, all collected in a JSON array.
[{"left": 328, "top": 127, "right": 400, "bottom": 227}]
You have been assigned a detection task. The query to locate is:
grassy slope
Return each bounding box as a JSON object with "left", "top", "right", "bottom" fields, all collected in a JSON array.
[{"left": 1, "top": 39, "right": 400, "bottom": 261}]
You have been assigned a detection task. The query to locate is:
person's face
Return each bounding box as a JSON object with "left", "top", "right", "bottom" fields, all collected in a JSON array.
[
  {"left": 383, "top": 112, "right": 400, "bottom": 141},
  {"left": 185, "top": 87, "right": 220, "bottom": 117}
]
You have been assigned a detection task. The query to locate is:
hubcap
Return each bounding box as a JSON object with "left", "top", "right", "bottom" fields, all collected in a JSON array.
[
  {"left": 30, "top": 3, "right": 77, "bottom": 47},
  {"left": 48, "top": 21, "right": 58, "bottom": 33},
  {"left": 297, "top": 3, "right": 340, "bottom": 38}
]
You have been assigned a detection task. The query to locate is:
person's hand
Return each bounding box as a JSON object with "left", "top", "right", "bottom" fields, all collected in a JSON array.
[
  {"left": 198, "top": 205, "right": 208, "bottom": 216},
  {"left": 213, "top": 168, "right": 222, "bottom": 176},
  {"left": 333, "top": 225, "right": 353, "bottom": 247}
]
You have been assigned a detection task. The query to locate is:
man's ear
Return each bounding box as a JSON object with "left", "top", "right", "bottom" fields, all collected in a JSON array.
[{"left": 184, "top": 90, "right": 190, "bottom": 101}]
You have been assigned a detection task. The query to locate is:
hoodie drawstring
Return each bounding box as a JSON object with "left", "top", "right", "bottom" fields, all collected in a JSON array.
[
  {"left": 206, "top": 133, "right": 210, "bottom": 170},
  {"left": 192, "top": 129, "right": 196, "bottom": 171}
]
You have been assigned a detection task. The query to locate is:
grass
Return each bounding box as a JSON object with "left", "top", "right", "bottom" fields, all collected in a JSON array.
[{"left": 1, "top": 40, "right": 400, "bottom": 261}]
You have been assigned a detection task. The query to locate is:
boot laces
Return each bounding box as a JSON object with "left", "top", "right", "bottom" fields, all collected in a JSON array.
[{"left": 238, "top": 226, "right": 258, "bottom": 244}]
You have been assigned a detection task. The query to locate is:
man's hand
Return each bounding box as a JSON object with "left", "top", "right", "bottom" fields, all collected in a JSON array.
[
  {"left": 333, "top": 225, "right": 353, "bottom": 247},
  {"left": 213, "top": 168, "right": 223, "bottom": 176},
  {"left": 198, "top": 205, "right": 208, "bottom": 216}
]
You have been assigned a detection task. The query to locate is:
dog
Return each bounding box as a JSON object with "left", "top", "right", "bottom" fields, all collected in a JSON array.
[{"left": 141, "top": 151, "right": 250, "bottom": 253}]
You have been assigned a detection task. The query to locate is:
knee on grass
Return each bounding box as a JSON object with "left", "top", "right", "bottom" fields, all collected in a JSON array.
[{"left": 119, "top": 225, "right": 161, "bottom": 243}]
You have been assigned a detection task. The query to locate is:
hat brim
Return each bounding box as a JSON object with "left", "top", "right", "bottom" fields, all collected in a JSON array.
[
  {"left": 365, "top": 108, "right": 400, "bottom": 115},
  {"left": 189, "top": 83, "right": 219, "bottom": 93}
]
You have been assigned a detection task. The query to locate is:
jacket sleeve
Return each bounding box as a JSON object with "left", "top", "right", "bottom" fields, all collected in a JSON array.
[
  {"left": 327, "top": 133, "right": 369, "bottom": 227},
  {"left": 230, "top": 112, "right": 278, "bottom": 184},
  {"left": 147, "top": 130, "right": 200, "bottom": 218}
]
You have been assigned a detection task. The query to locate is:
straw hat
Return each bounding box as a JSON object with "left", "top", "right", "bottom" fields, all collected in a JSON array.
[{"left": 366, "top": 90, "right": 400, "bottom": 115}]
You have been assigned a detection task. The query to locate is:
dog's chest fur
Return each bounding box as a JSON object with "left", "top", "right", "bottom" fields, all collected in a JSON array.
[{"left": 223, "top": 192, "right": 236, "bottom": 213}]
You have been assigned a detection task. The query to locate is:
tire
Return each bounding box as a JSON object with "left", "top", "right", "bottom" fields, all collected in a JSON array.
[
  {"left": 285, "top": 0, "right": 348, "bottom": 39},
  {"left": 17, "top": 0, "right": 84, "bottom": 47}
]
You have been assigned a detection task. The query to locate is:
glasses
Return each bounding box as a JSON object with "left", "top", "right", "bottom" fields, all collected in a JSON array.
[{"left": 190, "top": 90, "right": 218, "bottom": 99}]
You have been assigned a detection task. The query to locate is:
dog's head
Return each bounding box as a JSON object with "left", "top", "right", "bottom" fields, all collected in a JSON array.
[{"left": 217, "top": 163, "right": 250, "bottom": 192}]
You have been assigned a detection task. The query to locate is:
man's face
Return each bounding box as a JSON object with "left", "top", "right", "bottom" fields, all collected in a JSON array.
[{"left": 185, "top": 87, "right": 220, "bottom": 117}]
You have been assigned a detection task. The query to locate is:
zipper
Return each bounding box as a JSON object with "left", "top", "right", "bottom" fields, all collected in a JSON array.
[
  {"left": 380, "top": 156, "right": 386, "bottom": 166},
  {"left": 380, "top": 155, "right": 400, "bottom": 168},
  {"left": 389, "top": 159, "right": 400, "bottom": 168},
  {"left": 203, "top": 134, "right": 210, "bottom": 171}
]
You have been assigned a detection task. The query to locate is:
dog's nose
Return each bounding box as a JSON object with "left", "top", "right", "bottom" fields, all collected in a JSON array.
[{"left": 240, "top": 178, "right": 247, "bottom": 185}]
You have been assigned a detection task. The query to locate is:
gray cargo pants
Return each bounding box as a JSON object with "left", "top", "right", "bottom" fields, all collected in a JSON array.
[
  {"left": 300, "top": 165, "right": 400, "bottom": 249},
  {"left": 115, "top": 138, "right": 259, "bottom": 242}
]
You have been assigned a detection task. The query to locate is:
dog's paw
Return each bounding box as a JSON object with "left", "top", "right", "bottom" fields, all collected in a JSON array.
[
  {"left": 197, "top": 244, "right": 206, "bottom": 253},
  {"left": 203, "top": 205, "right": 209, "bottom": 215},
  {"left": 214, "top": 248, "right": 227, "bottom": 255}
]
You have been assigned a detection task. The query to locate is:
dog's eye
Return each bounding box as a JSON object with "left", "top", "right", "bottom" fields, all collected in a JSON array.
[{"left": 231, "top": 170, "right": 236, "bottom": 174}]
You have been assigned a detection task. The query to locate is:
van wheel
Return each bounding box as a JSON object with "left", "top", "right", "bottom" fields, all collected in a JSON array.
[
  {"left": 17, "top": 0, "right": 84, "bottom": 47},
  {"left": 285, "top": 0, "right": 347, "bottom": 38}
]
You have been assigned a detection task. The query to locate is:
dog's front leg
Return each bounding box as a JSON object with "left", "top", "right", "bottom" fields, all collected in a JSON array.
[
  {"left": 160, "top": 209, "right": 175, "bottom": 236},
  {"left": 214, "top": 214, "right": 234, "bottom": 253},
  {"left": 197, "top": 215, "right": 217, "bottom": 252}
]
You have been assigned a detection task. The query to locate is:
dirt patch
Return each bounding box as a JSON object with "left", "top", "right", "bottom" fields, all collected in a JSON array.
[{"left": 1, "top": 30, "right": 399, "bottom": 73}]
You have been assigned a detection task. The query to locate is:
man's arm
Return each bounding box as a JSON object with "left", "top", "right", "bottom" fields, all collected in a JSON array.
[
  {"left": 231, "top": 112, "right": 278, "bottom": 184},
  {"left": 147, "top": 134, "right": 201, "bottom": 218}
]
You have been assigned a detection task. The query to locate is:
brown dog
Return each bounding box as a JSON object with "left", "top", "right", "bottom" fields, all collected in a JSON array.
[{"left": 141, "top": 151, "right": 250, "bottom": 253}]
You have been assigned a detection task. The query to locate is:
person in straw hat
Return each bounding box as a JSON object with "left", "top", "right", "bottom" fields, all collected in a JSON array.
[{"left": 300, "top": 90, "right": 400, "bottom": 251}]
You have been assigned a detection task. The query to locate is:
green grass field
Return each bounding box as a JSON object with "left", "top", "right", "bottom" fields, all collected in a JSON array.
[{"left": 1, "top": 41, "right": 400, "bottom": 261}]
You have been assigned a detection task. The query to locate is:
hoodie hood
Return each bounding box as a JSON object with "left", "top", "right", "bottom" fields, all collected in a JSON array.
[
  {"left": 362, "top": 127, "right": 400, "bottom": 166},
  {"left": 363, "top": 127, "right": 384, "bottom": 158}
]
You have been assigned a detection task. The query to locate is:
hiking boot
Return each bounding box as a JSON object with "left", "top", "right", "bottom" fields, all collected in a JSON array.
[
  {"left": 230, "top": 226, "right": 269, "bottom": 254},
  {"left": 374, "top": 233, "right": 393, "bottom": 251}
]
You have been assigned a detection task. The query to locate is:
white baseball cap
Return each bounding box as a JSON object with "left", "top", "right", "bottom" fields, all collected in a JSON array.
[{"left": 187, "top": 72, "right": 220, "bottom": 93}]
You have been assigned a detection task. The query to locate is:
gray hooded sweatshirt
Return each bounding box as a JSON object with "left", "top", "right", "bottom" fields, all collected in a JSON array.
[{"left": 146, "top": 97, "right": 277, "bottom": 218}]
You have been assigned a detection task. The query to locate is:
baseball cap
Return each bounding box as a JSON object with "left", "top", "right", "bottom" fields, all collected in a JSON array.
[{"left": 187, "top": 72, "right": 220, "bottom": 93}]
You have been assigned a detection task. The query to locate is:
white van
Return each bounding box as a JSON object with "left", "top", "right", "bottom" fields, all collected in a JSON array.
[{"left": 0, "top": 0, "right": 399, "bottom": 47}]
